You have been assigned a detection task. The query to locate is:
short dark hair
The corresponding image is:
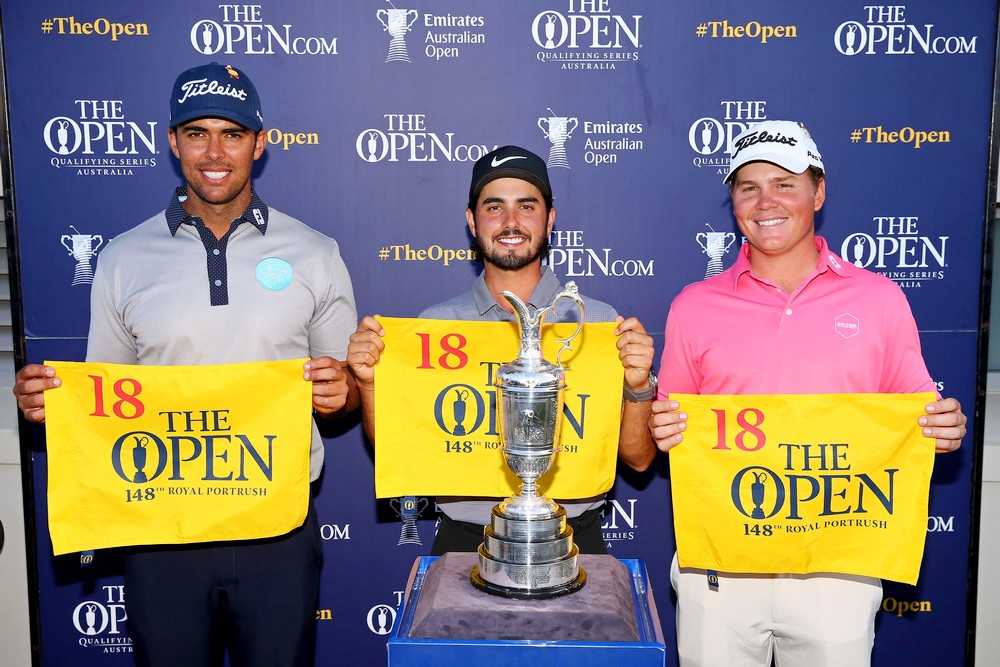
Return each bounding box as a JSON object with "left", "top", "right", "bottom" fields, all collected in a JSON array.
[{"left": 806, "top": 165, "right": 825, "bottom": 189}]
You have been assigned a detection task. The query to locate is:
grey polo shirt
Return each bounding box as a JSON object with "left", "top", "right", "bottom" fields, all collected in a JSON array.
[
  {"left": 87, "top": 188, "right": 358, "bottom": 481},
  {"left": 420, "top": 267, "right": 618, "bottom": 524}
]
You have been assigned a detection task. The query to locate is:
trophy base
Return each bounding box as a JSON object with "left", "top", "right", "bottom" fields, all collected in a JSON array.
[
  {"left": 472, "top": 497, "right": 585, "bottom": 598},
  {"left": 488, "top": 506, "right": 567, "bottom": 542},
  {"left": 469, "top": 565, "right": 586, "bottom": 600},
  {"left": 482, "top": 526, "right": 575, "bottom": 562}
]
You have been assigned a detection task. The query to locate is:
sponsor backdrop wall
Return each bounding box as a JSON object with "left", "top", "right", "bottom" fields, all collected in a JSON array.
[{"left": 1, "top": 1, "right": 994, "bottom": 665}]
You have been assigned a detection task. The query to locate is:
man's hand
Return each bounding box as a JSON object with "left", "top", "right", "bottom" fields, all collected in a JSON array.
[
  {"left": 649, "top": 399, "right": 687, "bottom": 452},
  {"left": 347, "top": 316, "right": 385, "bottom": 392},
  {"left": 613, "top": 316, "right": 659, "bottom": 471},
  {"left": 614, "top": 316, "right": 654, "bottom": 393},
  {"left": 304, "top": 357, "right": 354, "bottom": 416},
  {"left": 920, "top": 397, "right": 966, "bottom": 453},
  {"left": 13, "top": 364, "right": 61, "bottom": 423}
]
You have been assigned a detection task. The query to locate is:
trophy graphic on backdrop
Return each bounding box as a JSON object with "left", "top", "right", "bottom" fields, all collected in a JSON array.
[
  {"left": 470, "top": 282, "right": 587, "bottom": 599},
  {"left": 61, "top": 226, "right": 104, "bottom": 286},
  {"left": 377, "top": 1, "right": 419, "bottom": 63},
  {"left": 542, "top": 13, "right": 558, "bottom": 48},
  {"left": 55, "top": 120, "right": 70, "bottom": 154},
  {"left": 696, "top": 223, "right": 736, "bottom": 279},
  {"left": 843, "top": 24, "right": 859, "bottom": 55},
  {"left": 390, "top": 496, "right": 429, "bottom": 546},
  {"left": 538, "top": 108, "right": 578, "bottom": 169}
]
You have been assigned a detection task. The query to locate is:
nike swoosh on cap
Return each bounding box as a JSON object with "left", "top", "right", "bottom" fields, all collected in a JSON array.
[{"left": 491, "top": 155, "right": 527, "bottom": 167}]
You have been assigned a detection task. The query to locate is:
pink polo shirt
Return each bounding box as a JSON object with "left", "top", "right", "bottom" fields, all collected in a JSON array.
[{"left": 658, "top": 236, "right": 935, "bottom": 397}]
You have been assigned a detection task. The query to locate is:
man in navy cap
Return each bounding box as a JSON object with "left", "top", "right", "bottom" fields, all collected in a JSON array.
[
  {"left": 348, "top": 145, "right": 670, "bottom": 554},
  {"left": 14, "top": 62, "right": 359, "bottom": 666}
]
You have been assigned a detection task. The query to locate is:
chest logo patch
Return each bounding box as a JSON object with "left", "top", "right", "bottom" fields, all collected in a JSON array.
[
  {"left": 256, "top": 257, "right": 293, "bottom": 291},
  {"left": 834, "top": 313, "right": 860, "bottom": 339}
]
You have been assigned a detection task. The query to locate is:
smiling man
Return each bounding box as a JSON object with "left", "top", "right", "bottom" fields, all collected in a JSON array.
[
  {"left": 13, "top": 62, "right": 359, "bottom": 666},
  {"left": 648, "top": 120, "right": 967, "bottom": 666},
  {"left": 348, "top": 145, "right": 665, "bottom": 555}
]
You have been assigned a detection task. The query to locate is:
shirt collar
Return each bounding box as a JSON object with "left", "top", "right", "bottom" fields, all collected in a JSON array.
[
  {"left": 730, "top": 236, "right": 854, "bottom": 291},
  {"left": 165, "top": 186, "right": 270, "bottom": 236},
  {"left": 471, "top": 266, "right": 562, "bottom": 317},
  {"left": 814, "top": 237, "right": 854, "bottom": 277}
]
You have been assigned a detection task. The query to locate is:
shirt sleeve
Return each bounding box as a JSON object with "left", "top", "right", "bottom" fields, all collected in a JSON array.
[
  {"left": 85, "top": 252, "right": 140, "bottom": 364},
  {"left": 878, "top": 285, "right": 937, "bottom": 395},
  {"left": 657, "top": 296, "right": 702, "bottom": 398},
  {"left": 307, "top": 237, "right": 358, "bottom": 360}
]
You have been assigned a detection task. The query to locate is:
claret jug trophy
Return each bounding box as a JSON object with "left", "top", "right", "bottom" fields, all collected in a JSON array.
[{"left": 470, "top": 282, "right": 587, "bottom": 599}]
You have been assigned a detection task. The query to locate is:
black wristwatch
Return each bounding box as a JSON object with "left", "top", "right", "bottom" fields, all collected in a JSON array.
[{"left": 624, "top": 371, "right": 658, "bottom": 402}]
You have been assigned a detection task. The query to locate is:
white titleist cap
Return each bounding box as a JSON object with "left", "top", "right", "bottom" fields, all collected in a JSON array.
[{"left": 724, "top": 120, "right": 824, "bottom": 184}]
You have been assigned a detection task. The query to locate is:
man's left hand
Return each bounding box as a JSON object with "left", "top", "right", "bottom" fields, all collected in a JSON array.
[
  {"left": 920, "top": 397, "right": 966, "bottom": 453},
  {"left": 615, "top": 316, "right": 654, "bottom": 392},
  {"left": 304, "top": 356, "right": 353, "bottom": 416}
]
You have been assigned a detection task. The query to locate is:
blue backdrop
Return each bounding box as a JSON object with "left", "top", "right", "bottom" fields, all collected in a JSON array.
[{"left": 2, "top": 1, "right": 994, "bottom": 665}]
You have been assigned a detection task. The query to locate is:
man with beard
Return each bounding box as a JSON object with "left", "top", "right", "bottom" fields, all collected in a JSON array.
[{"left": 348, "top": 145, "right": 666, "bottom": 554}]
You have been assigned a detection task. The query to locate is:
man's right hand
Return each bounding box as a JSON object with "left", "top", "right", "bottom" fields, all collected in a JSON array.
[
  {"left": 347, "top": 316, "right": 386, "bottom": 391},
  {"left": 649, "top": 398, "right": 686, "bottom": 452},
  {"left": 13, "top": 364, "right": 61, "bottom": 423}
]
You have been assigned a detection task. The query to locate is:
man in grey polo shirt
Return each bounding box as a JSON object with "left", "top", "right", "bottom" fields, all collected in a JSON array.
[
  {"left": 348, "top": 145, "right": 670, "bottom": 554},
  {"left": 13, "top": 62, "right": 358, "bottom": 666}
]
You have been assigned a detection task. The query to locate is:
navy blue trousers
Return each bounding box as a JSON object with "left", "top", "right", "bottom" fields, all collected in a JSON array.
[{"left": 123, "top": 505, "right": 322, "bottom": 667}]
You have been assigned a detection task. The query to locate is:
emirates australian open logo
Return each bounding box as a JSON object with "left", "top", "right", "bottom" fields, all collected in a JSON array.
[
  {"left": 61, "top": 226, "right": 104, "bottom": 287},
  {"left": 390, "top": 496, "right": 429, "bottom": 546},
  {"left": 538, "top": 108, "right": 577, "bottom": 169},
  {"left": 377, "top": 4, "right": 419, "bottom": 62}
]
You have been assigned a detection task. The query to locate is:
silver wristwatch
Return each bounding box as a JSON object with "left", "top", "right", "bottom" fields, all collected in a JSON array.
[{"left": 624, "top": 371, "right": 658, "bottom": 402}]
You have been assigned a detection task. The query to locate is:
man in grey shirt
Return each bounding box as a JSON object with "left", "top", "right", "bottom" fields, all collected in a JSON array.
[
  {"left": 348, "top": 145, "right": 673, "bottom": 554},
  {"left": 14, "top": 62, "right": 358, "bottom": 666}
]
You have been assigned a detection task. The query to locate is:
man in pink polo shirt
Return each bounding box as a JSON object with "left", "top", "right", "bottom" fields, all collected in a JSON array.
[{"left": 649, "top": 120, "right": 967, "bottom": 666}]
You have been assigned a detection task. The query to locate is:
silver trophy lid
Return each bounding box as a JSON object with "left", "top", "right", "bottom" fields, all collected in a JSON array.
[{"left": 495, "top": 282, "right": 585, "bottom": 391}]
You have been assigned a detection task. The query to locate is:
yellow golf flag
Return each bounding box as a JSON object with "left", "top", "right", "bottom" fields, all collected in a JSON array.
[
  {"left": 44, "top": 359, "right": 313, "bottom": 555},
  {"left": 374, "top": 318, "right": 623, "bottom": 499},
  {"left": 669, "top": 393, "right": 936, "bottom": 584}
]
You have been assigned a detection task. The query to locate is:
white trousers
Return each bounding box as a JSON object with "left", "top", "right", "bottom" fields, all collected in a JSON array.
[{"left": 670, "top": 553, "right": 881, "bottom": 667}]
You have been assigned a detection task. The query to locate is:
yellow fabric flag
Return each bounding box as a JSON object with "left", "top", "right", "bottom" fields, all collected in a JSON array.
[
  {"left": 374, "top": 318, "right": 623, "bottom": 499},
  {"left": 669, "top": 393, "right": 936, "bottom": 584},
  {"left": 44, "top": 359, "right": 313, "bottom": 555}
]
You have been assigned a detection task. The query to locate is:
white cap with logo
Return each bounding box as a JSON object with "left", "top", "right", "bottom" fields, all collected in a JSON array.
[{"left": 723, "top": 120, "right": 824, "bottom": 184}]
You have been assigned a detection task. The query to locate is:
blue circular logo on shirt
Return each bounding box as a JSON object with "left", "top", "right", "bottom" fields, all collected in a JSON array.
[{"left": 256, "top": 257, "right": 293, "bottom": 291}]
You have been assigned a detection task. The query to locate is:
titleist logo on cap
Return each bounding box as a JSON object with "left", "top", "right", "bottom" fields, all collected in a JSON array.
[
  {"left": 176, "top": 78, "right": 249, "bottom": 105},
  {"left": 732, "top": 130, "right": 798, "bottom": 158}
]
